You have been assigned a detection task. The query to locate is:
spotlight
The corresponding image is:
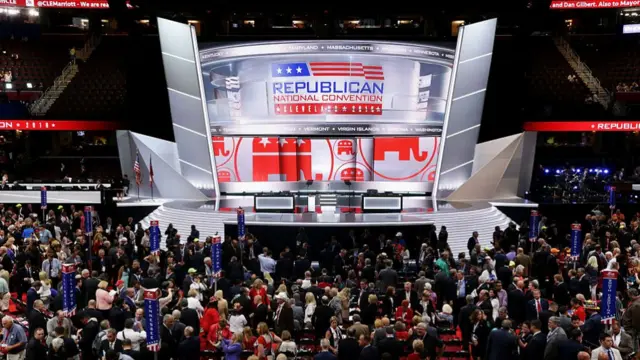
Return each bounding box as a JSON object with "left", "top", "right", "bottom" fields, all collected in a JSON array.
[
  {"left": 4, "top": 83, "right": 12, "bottom": 90},
  {"left": 603, "top": 169, "right": 609, "bottom": 174},
  {"left": 26, "top": 83, "right": 33, "bottom": 89},
  {"left": 555, "top": 169, "right": 561, "bottom": 174},
  {"left": 544, "top": 169, "right": 550, "bottom": 174},
  {"left": 576, "top": 169, "right": 581, "bottom": 173}
]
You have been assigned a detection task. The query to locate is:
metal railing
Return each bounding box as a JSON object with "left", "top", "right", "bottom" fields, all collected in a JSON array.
[
  {"left": 555, "top": 36, "right": 611, "bottom": 100},
  {"left": 29, "top": 61, "right": 77, "bottom": 115}
]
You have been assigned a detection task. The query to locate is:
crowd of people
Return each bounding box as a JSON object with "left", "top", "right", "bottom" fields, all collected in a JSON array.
[{"left": 0, "top": 202, "right": 635, "bottom": 360}]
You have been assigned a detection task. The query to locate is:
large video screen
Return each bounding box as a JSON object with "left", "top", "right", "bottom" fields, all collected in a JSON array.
[
  {"left": 199, "top": 41, "right": 455, "bottom": 136},
  {"left": 213, "top": 136, "right": 438, "bottom": 184}
]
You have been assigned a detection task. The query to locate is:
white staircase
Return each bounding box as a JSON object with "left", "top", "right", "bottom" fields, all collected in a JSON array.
[
  {"left": 29, "top": 62, "right": 78, "bottom": 116},
  {"left": 29, "top": 34, "right": 101, "bottom": 116},
  {"left": 139, "top": 202, "right": 513, "bottom": 254},
  {"left": 554, "top": 36, "right": 611, "bottom": 108}
]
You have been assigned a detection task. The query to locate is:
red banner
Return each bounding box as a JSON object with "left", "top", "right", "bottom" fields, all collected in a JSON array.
[
  {"left": 0, "top": 120, "right": 118, "bottom": 130},
  {"left": 0, "top": 0, "right": 129, "bottom": 9},
  {"left": 550, "top": 0, "right": 640, "bottom": 9},
  {"left": 524, "top": 121, "right": 640, "bottom": 132}
]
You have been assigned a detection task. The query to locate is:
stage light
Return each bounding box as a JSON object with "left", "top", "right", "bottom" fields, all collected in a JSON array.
[
  {"left": 576, "top": 169, "right": 581, "bottom": 173},
  {"left": 544, "top": 169, "right": 550, "bottom": 174},
  {"left": 604, "top": 169, "right": 609, "bottom": 174},
  {"left": 555, "top": 169, "right": 561, "bottom": 174},
  {"left": 28, "top": 9, "right": 39, "bottom": 16},
  {"left": 4, "top": 83, "right": 12, "bottom": 90},
  {"left": 26, "top": 83, "right": 33, "bottom": 89},
  {"left": 573, "top": 186, "right": 578, "bottom": 190}
]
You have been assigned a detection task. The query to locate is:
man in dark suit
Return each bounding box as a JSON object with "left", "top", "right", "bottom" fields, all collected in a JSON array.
[
  {"left": 358, "top": 334, "right": 379, "bottom": 360},
  {"left": 553, "top": 274, "right": 571, "bottom": 307},
  {"left": 274, "top": 292, "right": 294, "bottom": 334},
  {"left": 458, "top": 295, "right": 477, "bottom": 345},
  {"left": 356, "top": 281, "right": 370, "bottom": 310},
  {"left": 25, "top": 281, "right": 41, "bottom": 315},
  {"left": 467, "top": 232, "right": 479, "bottom": 254},
  {"left": 179, "top": 299, "right": 200, "bottom": 333},
  {"left": 18, "top": 260, "right": 37, "bottom": 301},
  {"left": 53, "top": 326, "right": 80, "bottom": 358},
  {"left": 83, "top": 270, "right": 100, "bottom": 304},
  {"left": 25, "top": 327, "right": 47, "bottom": 360},
  {"left": 78, "top": 316, "right": 100, "bottom": 360},
  {"left": 524, "top": 320, "right": 547, "bottom": 360},
  {"left": 99, "top": 329, "right": 124, "bottom": 355},
  {"left": 577, "top": 269, "right": 591, "bottom": 299},
  {"left": 177, "top": 326, "right": 200, "bottom": 360},
  {"left": 508, "top": 280, "right": 526, "bottom": 325},
  {"left": 526, "top": 289, "right": 549, "bottom": 321},
  {"left": 338, "top": 328, "right": 361, "bottom": 360},
  {"left": 28, "top": 300, "right": 48, "bottom": 338},
  {"left": 377, "top": 327, "right": 404, "bottom": 359},
  {"left": 159, "top": 315, "right": 177, "bottom": 360},
  {"left": 485, "top": 319, "right": 518, "bottom": 360},
  {"left": 395, "top": 282, "right": 419, "bottom": 310}
]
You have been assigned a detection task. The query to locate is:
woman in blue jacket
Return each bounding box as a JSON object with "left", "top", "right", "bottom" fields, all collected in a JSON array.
[{"left": 221, "top": 333, "right": 243, "bottom": 360}]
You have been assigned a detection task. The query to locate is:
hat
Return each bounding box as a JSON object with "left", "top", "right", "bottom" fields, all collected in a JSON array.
[
  {"left": 193, "top": 238, "right": 199, "bottom": 242},
  {"left": 509, "top": 261, "right": 516, "bottom": 267},
  {"left": 275, "top": 292, "right": 289, "bottom": 301},
  {"left": 551, "top": 248, "right": 560, "bottom": 254},
  {"left": 396, "top": 232, "right": 402, "bottom": 237},
  {"left": 116, "top": 280, "right": 124, "bottom": 286},
  {"left": 188, "top": 268, "right": 197, "bottom": 274},
  {"left": 57, "top": 205, "right": 63, "bottom": 210},
  {"left": 584, "top": 300, "right": 600, "bottom": 311}
]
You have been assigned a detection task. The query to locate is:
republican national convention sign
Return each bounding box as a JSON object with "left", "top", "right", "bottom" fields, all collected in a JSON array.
[
  {"left": 270, "top": 62, "right": 385, "bottom": 116},
  {"left": 199, "top": 41, "right": 456, "bottom": 136}
]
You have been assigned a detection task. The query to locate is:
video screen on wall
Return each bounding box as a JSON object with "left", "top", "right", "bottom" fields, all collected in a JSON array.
[
  {"left": 199, "top": 41, "right": 456, "bottom": 137},
  {"left": 213, "top": 136, "right": 438, "bottom": 184}
]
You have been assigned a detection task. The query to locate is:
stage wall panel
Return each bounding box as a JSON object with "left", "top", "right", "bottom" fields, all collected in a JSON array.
[{"left": 213, "top": 136, "right": 439, "bottom": 185}]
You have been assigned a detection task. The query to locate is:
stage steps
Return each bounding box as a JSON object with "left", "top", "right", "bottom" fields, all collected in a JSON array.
[{"left": 139, "top": 203, "right": 513, "bottom": 256}]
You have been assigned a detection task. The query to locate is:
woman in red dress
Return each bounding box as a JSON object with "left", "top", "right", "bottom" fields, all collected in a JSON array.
[
  {"left": 395, "top": 300, "right": 414, "bottom": 324},
  {"left": 249, "top": 279, "right": 270, "bottom": 310},
  {"left": 206, "top": 318, "right": 232, "bottom": 351}
]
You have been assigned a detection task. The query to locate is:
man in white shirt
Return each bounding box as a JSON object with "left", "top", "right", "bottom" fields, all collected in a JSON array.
[
  {"left": 591, "top": 333, "right": 622, "bottom": 360},
  {"left": 116, "top": 318, "right": 146, "bottom": 351}
]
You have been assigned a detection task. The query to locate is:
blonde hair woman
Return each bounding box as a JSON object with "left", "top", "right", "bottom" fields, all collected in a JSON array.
[
  {"left": 215, "top": 290, "right": 229, "bottom": 320},
  {"left": 38, "top": 271, "right": 53, "bottom": 308},
  {"left": 187, "top": 288, "right": 204, "bottom": 315},
  {"left": 338, "top": 287, "right": 351, "bottom": 322},
  {"left": 303, "top": 292, "right": 316, "bottom": 324},
  {"left": 95, "top": 280, "right": 113, "bottom": 317}
]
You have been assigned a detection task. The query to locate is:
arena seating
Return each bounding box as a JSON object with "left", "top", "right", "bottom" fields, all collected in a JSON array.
[
  {"left": 523, "top": 36, "right": 594, "bottom": 119},
  {"left": 0, "top": 34, "right": 84, "bottom": 90},
  {"left": 47, "top": 36, "right": 126, "bottom": 120},
  {"left": 569, "top": 35, "right": 639, "bottom": 92}
]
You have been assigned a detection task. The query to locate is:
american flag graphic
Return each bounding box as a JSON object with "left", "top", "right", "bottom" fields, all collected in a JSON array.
[
  {"left": 147, "top": 343, "right": 160, "bottom": 352},
  {"left": 149, "top": 155, "right": 154, "bottom": 187},
  {"left": 271, "top": 62, "right": 384, "bottom": 80},
  {"left": 133, "top": 151, "right": 141, "bottom": 185}
]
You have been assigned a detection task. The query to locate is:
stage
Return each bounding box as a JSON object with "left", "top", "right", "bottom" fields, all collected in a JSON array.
[{"left": 126, "top": 195, "right": 535, "bottom": 257}]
